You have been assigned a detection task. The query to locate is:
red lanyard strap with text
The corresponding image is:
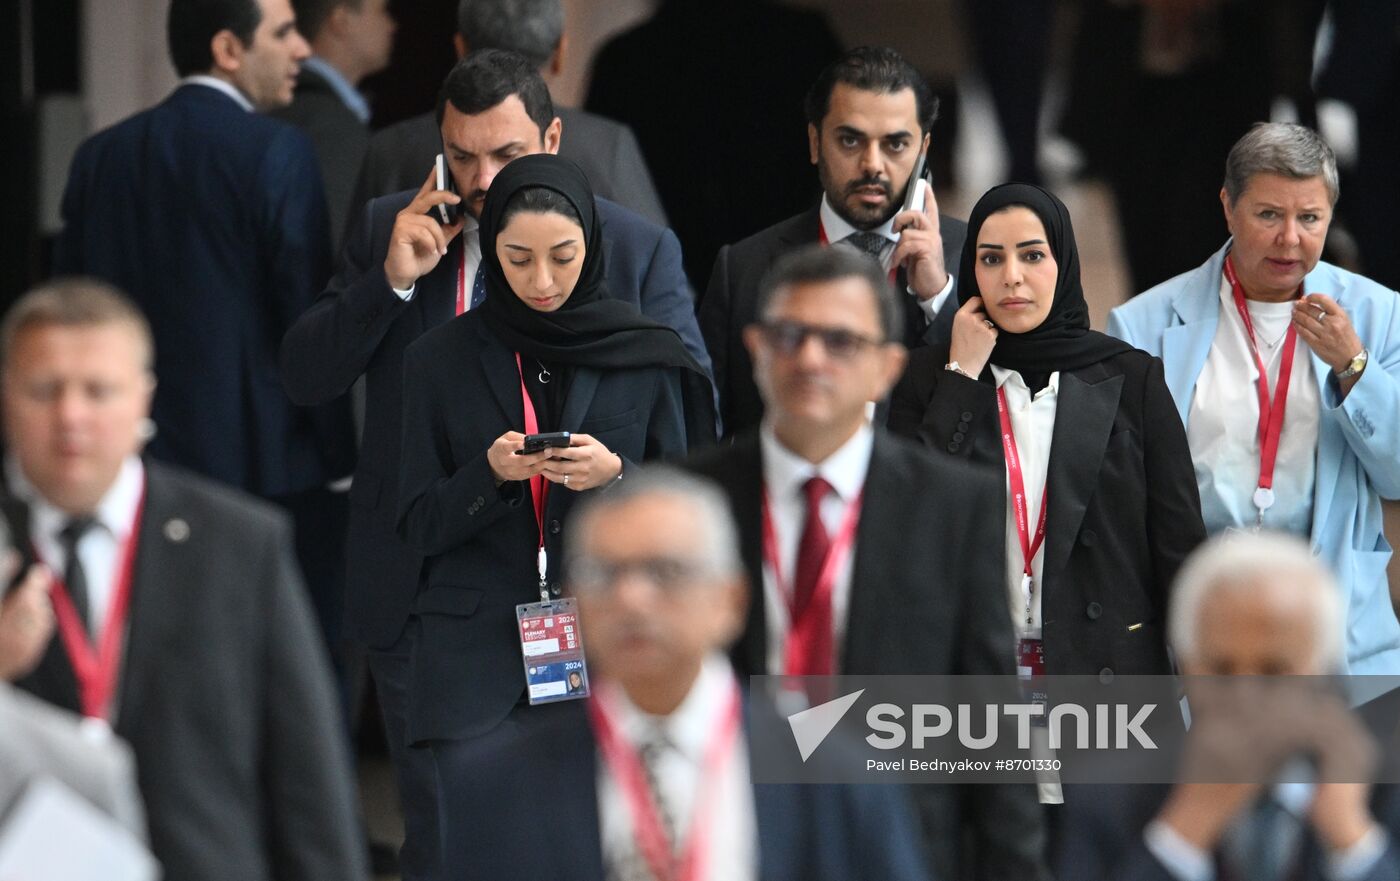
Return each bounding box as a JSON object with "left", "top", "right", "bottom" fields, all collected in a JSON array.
[
  {"left": 1223, "top": 255, "right": 1298, "bottom": 519},
  {"left": 759, "top": 484, "right": 863, "bottom": 675},
  {"left": 516, "top": 353, "right": 550, "bottom": 598},
  {"left": 996, "top": 387, "right": 1048, "bottom": 628},
  {"left": 817, "top": 220, "right": 899, "bottom": 285},
  {"left": 588, "top": 682, "right": 742, "bottom": 881},
  {"left": 47, "top": 486, "right": 146, "bottom": 721}
]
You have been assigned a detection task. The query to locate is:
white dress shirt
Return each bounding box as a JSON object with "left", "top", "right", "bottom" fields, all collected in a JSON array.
[
  {"left": 1188, "top": 275, "right": 1319, "bottom": 536},
  {"left": 989, "top": 366, "right": 1059, "bottom": 634},
  {"left": 392, "top": 215, "right": 482, "bottom": 303},
  {"left": 758, "top": 423, "right": 873, "bottom": 674},
  {"left": 818, "top": 195, "right": 955, "bottom": 323},
  {"left": 7, "top": 456, "right": 145, "bottom": 637},
  {"left": 596, "top": 654, "right": 756, "bottom": 881},
  {"left": 177, "top": 75, "right": 253, "bottom": 112}
]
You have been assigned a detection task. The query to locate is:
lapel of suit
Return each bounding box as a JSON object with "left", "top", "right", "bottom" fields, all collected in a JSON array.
[
  {"left": 114, "top": 464, "right": 190, "bottom": 733},
  {"left": 1042, "top": 365, "right": 1124, "bottom": 581},
  {"left": 1303, "top": 263, "right": 1347, "bottom": 546},
  {"left": 559, "top": 367, "right": 603, "bottom": 431},
  {"left": 1161, "top": 245, "right": 1228, "bottom": 426},
  {"left": 781, "top": 206, "right": 822, "bottom": 249},
  {"left": 841, "top": 433, "right": 895, "bottom": 670},
  {"left": 728, "top": 436, "right": 769, "bottom": 677},
  {"left": 477, "top": 322, "right": 526, "bottom": 427}
]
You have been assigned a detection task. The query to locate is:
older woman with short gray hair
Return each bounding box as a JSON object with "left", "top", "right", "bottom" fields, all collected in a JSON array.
[{"left": 1108, "top": 122, "right": 1400, "bottom": 676}]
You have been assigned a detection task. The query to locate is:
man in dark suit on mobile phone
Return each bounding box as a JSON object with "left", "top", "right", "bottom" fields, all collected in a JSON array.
[{"left": 700, "top": 46, "right": 967, "bottom": 437}]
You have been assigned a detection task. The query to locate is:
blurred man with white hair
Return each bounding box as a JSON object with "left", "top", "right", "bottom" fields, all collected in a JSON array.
[{"left": 1056, "top": 531, "right": 1400, "bottom": 881}]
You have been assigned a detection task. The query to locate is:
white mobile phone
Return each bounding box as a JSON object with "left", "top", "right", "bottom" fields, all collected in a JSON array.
[{"left": 433, "top": 153, "right": 459, "bottom": 225}]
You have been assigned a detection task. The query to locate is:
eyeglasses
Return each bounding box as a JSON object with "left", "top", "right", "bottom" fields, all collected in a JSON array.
[
  {"left": 757, "top": 320, "right": 884, "bottom": 360},
  {"left": 568, "top": 556, "right": 715, "bottom": 596}
]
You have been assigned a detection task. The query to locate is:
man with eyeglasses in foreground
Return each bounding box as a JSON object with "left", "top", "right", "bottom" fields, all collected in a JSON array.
[
  {"left": 434, "top": 465, "right": 931, "bottom": 880},
  {"left": 685, "top": 245, "right": 1050, "bottom": 879}
]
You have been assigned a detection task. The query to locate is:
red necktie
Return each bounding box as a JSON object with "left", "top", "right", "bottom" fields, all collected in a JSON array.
[{"left": 789, "top": 476, "right": 834, "bottom": 675}]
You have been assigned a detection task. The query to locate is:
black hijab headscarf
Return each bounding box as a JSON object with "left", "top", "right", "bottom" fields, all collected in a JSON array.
[
  {"left": 957, "top": 183, "right": 1133, "bottom": 381},
  {"left": 476, "top": 154, "right": 715, "bottom": 439}
]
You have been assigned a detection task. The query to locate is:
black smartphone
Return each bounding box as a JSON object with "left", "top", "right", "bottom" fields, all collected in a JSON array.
[
  {"left": 433, "top": 153, "right": 459, "bottom": 225},
  {"left": 0, "top": 496, "right": 35, "bottom": 596},
  {"left": 514, "top": 431, "right": 572, "bottom": 455}
]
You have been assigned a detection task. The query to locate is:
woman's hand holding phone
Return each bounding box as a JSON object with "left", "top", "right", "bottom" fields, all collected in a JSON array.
[
  {"left": 540, "top": 434, "right": 622, "bottom": 491},
  {"left": 487, "top": 432, "right": 554, "bottom": 485}
]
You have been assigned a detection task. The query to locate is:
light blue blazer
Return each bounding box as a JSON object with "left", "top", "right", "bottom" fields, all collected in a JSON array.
[{"left": 1108, "top": 241, "right": 1400, "bottom": 675}]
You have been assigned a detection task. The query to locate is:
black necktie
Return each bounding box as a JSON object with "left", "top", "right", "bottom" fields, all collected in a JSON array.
[
  {"left": 842, "top": 231, "right": 888, "bottom": 260},
  {"left": 58, "top": 517, "right": 98, "bottom": 636}
]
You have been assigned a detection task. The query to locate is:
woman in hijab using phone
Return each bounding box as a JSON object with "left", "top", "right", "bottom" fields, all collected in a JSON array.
[
  {"left": 396, "top": 153, "right": 714, "bottom": 747},
  {"left": 889, "top": 183, "right": 1205, "bottom": 681}
]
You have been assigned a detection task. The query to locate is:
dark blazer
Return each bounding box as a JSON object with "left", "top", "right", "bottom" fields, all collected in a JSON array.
[
  {"left": 270, "top": 64, "right": 370, "bottom": 250},
  {"left": 395, "top": 310, "right": 690, "bottom": 744},
  {"left": 434, "top": 698, "right": 932, "bottom": 881},
  {"left": 280, "top": 188, "right": 710, "bottom": 651},
  {"left": 888, "top": 345, "right": 1207, "bottom": 677},
  {"left": 347, "top": 106, "right": 669, "bottom": 227},
  {"left": 1057, "top": 782, "right": 1400, "bottom": 881},
  {"left": 684, "top": 429, "right": 1051, "bottom": 881},
  {"left": 16, "top": 462, "right": 365, "bottom": 881},
  {"left": 54, "top": 83, "right": 354, "bottom": 499},
  {"left": 699, "top": 205, "right": 968, "bottom": 437}
]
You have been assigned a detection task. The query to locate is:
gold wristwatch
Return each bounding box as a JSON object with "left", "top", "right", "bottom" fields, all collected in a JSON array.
[{"left": 1336, "top": 348, "right": 1368, "bottom": 380}]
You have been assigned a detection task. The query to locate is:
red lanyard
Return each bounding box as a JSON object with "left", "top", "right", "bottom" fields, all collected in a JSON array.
[
  {"left": 996, "top": 387, "right": 1048, "bottom": 628},
  {"left": 588, "top": 681, "right": 742, "bottom": 881},
  {"left": 816, "top": 220, "right": 899, "bottom": 285},
  {"left": 759, "top": 484, "right": 864, "bottom": 675},
  {"left": 46, "top": 486, "right": 146, "bottom": 721},
  {"left": 1223, "top": 255, "right": 1299, "bottom": 516},
  {"left": 515, "top": 353, "right": 550, "bottom": 594}
]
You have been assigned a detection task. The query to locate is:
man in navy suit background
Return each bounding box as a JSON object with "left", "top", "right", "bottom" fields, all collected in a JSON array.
[
  {"left": 280, "top": 49, "right": 711, "bottom": 880},
  {"left": 51, "top": 0, "right": 357, "bottom": 703},
  {"left": 436, "top": 464, "right": 931, "bottom": 881}
]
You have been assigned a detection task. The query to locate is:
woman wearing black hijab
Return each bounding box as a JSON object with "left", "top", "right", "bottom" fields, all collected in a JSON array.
[
  {"left": 889, "top": 183, "right": 1204, "bottom": 680},
  {"left": 395, "top": 154, "right": 714, "bottom": 743}
]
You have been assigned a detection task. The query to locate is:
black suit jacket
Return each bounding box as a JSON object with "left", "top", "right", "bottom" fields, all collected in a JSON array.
[
  {"left": 270, "top": 64, "right": 370, "bottom": 250},
  {"left": 17, "top": 462, "right": 365, "bottom": 881},
  {"left": 699, "top": 205, "right": 968, "bottom": 437},
  {"left": 434, "top": 697, "right": 932, "bottom": 881},
  {"left": 684, "top": 429, "right": 1051, "bottom": 881},
  {"left": 54, "top": 84, "right": 354, "bottom": 499},
  {"left": 280, "top": 189, "right": 710, "bottom": 650},
  {"left": 348, "top": 106, "right": 669, "bottom": 228},
  {"left": 888, "top": 346, "right": 1207, "bottom": 676},
  {"left": 395, "top": 311, "right": 691, "bottom": 743}
]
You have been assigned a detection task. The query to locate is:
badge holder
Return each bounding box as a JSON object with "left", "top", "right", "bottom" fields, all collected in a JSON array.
[
  {"left": 517, "top": 595, "right": 590, "bottom": 705},
  {"left": 1016, "top": 624, "right": 1048, "bottom": 729}
]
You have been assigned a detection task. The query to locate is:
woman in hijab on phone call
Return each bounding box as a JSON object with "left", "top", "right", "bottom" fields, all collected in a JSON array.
[{"left": 889, "top": 183, "right": 1205, "bottom": 684}]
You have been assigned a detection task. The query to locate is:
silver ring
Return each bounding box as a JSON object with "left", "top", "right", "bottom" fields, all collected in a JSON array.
[
  {"left": 1316, "top": 308, "right": 1327, "bottom": 322},
  {"left": 983, "top": 319, "right": 995, "bottom": 328},
  {"left": 563, "top": 474, "right": 570, "bottom": 486}
]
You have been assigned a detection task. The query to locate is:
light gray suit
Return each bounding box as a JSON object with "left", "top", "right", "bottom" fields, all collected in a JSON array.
[{"left": 0, "top": 682, "right": 145, "bottom": 835}]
